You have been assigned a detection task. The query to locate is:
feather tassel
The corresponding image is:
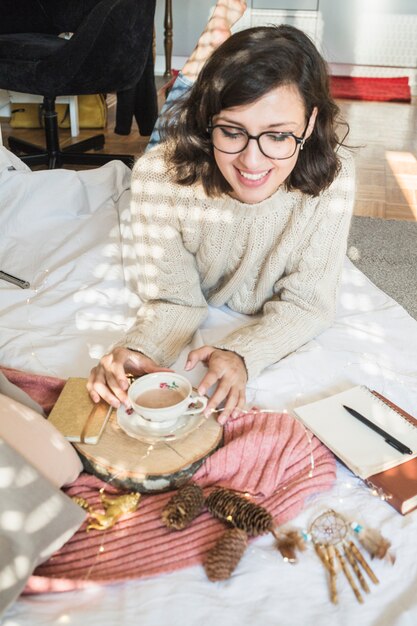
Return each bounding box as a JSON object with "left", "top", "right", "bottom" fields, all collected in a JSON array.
[
  {"left": 352, "top": 523, "right": 395, "bottom": 563},
  {"left": 274, "top": 530, "right": 306, "bottom": 563}
]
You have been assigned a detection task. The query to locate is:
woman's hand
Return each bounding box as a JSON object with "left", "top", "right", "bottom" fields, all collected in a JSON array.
[
  {"left": 185, "top": 346, "right": 247, "bottom": 424},
  {"left": 87, "top": 347, "right": 171, "bottom": 408}
]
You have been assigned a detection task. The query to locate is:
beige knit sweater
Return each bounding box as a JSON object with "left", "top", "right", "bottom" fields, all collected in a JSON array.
[{"left": 119, "top": 144, "right": 355, "bottom": 380}]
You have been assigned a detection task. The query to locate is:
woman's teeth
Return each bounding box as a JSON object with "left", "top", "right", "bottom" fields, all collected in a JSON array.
[{"left": 239, "top": 170, "right": 269, "bottom": 181}]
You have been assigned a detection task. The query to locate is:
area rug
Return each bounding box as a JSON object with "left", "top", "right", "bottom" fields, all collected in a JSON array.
[
  {"left": 330, "top": 75, "right": 411, "bottom": 102},
  {"left": 347, "top": 216, "right": 417, "bottom": 320}
]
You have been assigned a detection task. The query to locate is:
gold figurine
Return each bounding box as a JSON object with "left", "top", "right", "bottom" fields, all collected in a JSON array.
[{"left": 73, "top": 489, "right": 141, "bottom": 531}]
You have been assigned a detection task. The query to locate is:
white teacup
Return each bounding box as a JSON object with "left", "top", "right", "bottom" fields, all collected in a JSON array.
[{"left": 127, "top": 372, "right": 207, "bottom": 429}]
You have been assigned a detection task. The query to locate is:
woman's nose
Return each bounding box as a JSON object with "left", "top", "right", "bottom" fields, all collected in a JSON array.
[{"left": 238, "top": 137, "right": 267, "bottom": 169}]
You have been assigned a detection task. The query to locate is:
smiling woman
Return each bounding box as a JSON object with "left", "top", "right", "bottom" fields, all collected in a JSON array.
[
  {"left": 207, "top": 83, "right": 317, "bottom": 205},
  {"left": 88, "top": 0, "right": 355, "bottom": 423}
]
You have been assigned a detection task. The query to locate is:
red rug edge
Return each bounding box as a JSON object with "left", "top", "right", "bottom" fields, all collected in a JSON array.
[{"left": 330, "top": 75, "right": 411, "bottom": 102}]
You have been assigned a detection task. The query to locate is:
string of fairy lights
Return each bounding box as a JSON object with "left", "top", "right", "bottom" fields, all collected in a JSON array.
[{"left": 20, "top": 266, "right": 414, "bottom": 583}]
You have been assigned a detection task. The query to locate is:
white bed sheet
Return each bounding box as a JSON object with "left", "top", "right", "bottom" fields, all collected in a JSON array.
[{"left": 1, "top": 147, "right": 417, "bottom": 626}]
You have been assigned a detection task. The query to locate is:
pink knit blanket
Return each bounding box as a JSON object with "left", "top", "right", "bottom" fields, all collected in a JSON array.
[{"left": 1, "top": 366, "right": 336, "bottom": 592}]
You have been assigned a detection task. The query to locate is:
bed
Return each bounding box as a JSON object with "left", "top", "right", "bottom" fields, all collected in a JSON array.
[{"left": 1, "top": 146, "right": 417, "bottom": 626}]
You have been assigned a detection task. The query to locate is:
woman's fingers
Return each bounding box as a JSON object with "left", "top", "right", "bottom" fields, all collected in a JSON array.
[
  {"left": 192, "top": 348, "right": 247, "bottom": 422},
  {"left": 205, "top": 376, "right": 232, "bottom": 415},
  {"left": 87, "top": 366, "right": 124, "bottom": 408},
  {"left": 87, "top": 348, "right": 171, "bottom": 407},
  {"left": 87, "top": 369, "right": 102, "bottom": 404},
  {"left": 94, "top": 350, "right": 131, "bottom": 406},
  {"left": 185, "top": 346, "right": 215, "bottom": 372},
  {"left": 217, "top": 388, "right": 240, "bottom": 425}
]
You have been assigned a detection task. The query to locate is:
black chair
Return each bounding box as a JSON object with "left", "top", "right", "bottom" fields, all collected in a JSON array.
[{"left": 0, "top": 0, "right": 157, "bottom": 169}]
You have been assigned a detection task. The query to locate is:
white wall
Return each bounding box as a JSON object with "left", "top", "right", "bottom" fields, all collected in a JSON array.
[
  {"left": 318, "top": 0, "right": 417, "bottom": 66},
  {"left": 154, "top": 0, "right": 417, "bottom": 79},
  {"left": 155, "top": 0, "right": 214, "bottom": 58}
]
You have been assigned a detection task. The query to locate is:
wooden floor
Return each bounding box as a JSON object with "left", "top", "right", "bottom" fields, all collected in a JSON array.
[
  {"left": 338, "top": 98, "right": 417, "bottom": 222},
  {"left": 1, "top": 92, "right": 416, "bottom": 222}
]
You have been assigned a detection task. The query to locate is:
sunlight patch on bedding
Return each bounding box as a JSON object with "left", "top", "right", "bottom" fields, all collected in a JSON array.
[
  {"left": 100, "top": 242, "right": 122, "bottom": 259},
  {"left": 122, "top": 289, "right": 141, "bottom": 307},
  {"left": 76, "top": 313, "right": 128, "bottom": 331},
  {"left": 92, "top": 264, "right": 124, "bottom": 280},
  {"left": 73, "top": 287, "right": 127, "bottom": 305},
  {"left": 0, "top": 510, "right": 24, "bottom": 531},
  {"left": 0, "top": 467, "right": 16, "bottom": 488},
  {"left": 339, "top": 291, "right": 375, "bottom": 311},
  {"left": 107, "top": 224, "right": 121, "bottom": 239},
  {"left": 120, "top": 244, "right": 136, "bottom": 260},
  {"left": 15, "top": 465, "right": 37, "bottom": 488},
  {"left": 25, "top": 494, "right": 65, "bottom": 533},
  {"left": 0, "top": 555, "right": 31, "bottom": 591}
]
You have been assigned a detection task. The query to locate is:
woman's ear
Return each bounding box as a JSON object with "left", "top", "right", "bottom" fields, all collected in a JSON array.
[{"left": 305, "top": 106, "right": 318, "bottom": 140}]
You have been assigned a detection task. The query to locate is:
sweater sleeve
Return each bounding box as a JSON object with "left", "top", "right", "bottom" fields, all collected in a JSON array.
[
  {"left": 116, "top": 150, "right": 208, "bottom": 365},
  {"left": 213, "top": 150, "right": 356, "bottom": 380}
]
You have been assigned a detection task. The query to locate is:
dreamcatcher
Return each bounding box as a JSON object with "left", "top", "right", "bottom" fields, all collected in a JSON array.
[{"left": 276, "top": 509, "right": 394, "bottom": 604}]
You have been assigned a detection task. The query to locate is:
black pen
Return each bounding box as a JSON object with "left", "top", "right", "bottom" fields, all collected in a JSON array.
[
  {"left": 343, "top": 405, "right": 413, "bottom": 455},
  {"left": 0, "top": 270, "right": 30, "bottom": 289}
]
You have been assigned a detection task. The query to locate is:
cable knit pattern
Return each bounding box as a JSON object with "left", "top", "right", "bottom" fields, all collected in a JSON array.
[{"left": 118, "top": 144, "right": 355, "bottom": 379}]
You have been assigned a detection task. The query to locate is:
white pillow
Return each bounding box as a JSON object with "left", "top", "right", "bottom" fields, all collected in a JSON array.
[{"left": 0, "top": 393, "right": 83, "bottom": 487}]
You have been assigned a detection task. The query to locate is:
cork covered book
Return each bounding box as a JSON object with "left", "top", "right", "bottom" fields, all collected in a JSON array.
[{"left": 48, "top": 377, "right": 111, "bottom": 444}]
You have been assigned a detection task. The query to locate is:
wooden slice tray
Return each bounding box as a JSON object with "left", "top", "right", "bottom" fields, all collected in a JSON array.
[{"left": 74, "top": 409, "right": 223, "bottom": 493}]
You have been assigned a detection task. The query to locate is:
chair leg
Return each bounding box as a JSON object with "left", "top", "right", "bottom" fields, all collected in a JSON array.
[
  {"left": 62, "top": 152, "right": 134, "bottom": 167},
  {"left": 43, "top": 96, "right": 62, "bottom": 167},
  {"left": 8, "top": 137, "right": 44, "bottom": 156},
  {"left": 20, "top": 153, "right": 50, "bottom": 167},
  {"left": 63, "top": 134, "right": 105, "bottom": 153}
]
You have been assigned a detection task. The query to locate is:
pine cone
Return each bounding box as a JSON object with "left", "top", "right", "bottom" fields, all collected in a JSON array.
[
  {"left": 204, "top": 528, "right": 248, "bottom": 581},
  {"left": 206, "top": 487, "right": 273, "bottom": 536},
  {"left": 161, "top": 482, "right": 205, "bottom": 530}
]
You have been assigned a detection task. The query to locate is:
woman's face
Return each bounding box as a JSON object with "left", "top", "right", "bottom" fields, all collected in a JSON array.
[{"left": 212, "top": 83, "right": 317, "bottom": 204}]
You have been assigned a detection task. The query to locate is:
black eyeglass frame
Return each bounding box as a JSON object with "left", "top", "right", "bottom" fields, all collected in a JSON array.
[{"left": 207, "top": 122, "right": 309, "bottom": 160}]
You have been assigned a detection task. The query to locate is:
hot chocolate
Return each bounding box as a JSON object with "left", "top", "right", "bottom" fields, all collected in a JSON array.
[{"left": 135, "top": 388, "right": 186, "bottom": 409}]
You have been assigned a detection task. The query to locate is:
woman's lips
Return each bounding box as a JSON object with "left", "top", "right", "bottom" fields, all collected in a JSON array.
[{"left": 235, "top": 167, "right": 271, "bottom": 187}]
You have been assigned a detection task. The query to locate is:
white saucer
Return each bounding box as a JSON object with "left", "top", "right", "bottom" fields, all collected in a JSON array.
[{"left": 117, "top": 405, "right": 207, "bottom": 444}]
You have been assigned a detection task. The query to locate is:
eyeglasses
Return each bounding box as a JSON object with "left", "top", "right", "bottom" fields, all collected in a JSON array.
[{"left": 208, "top": 124, "right": 308, "bottom": 160}]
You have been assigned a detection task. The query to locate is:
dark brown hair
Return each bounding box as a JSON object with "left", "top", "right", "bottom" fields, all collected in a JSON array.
[{"left": 162, "top": 25, "right": 347, "bottom": 198}]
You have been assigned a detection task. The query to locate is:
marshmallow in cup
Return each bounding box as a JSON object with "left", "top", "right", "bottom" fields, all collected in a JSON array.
[{"left": 127, "top": 372, "right": 208, "bottom": 428}]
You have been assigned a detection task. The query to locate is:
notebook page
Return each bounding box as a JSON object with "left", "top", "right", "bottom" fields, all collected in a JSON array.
[{"left": 293, "top": 386, "right": 417, "bottom": 479}]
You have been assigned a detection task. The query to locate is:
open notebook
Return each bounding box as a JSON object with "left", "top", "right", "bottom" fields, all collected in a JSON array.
[{"left": 293, "top": 386, "right": 417, "bottom": 514}]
